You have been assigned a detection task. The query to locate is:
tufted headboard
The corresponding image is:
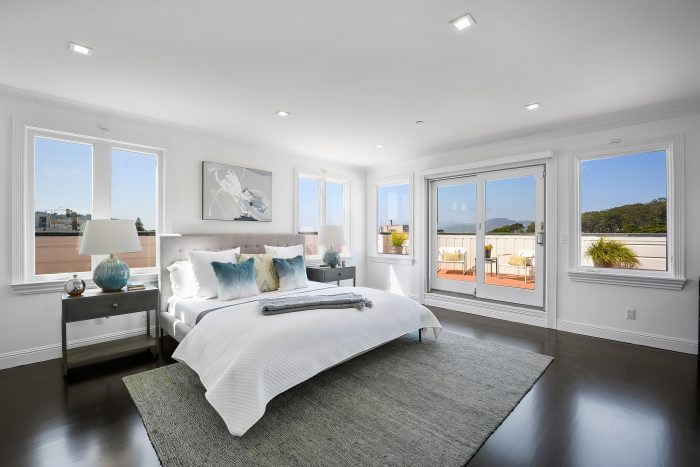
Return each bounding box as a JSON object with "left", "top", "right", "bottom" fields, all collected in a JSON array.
[{"left": 158, "top": 233, "right": 305, "bottom": 315}]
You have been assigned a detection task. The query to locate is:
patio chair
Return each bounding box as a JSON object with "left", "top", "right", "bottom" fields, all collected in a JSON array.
[
  {"left": 437, "top": 246, "right": 470, "bottom": 275},
  {"left": 497, "top": 249, "right": 535, "bottom": 283}
]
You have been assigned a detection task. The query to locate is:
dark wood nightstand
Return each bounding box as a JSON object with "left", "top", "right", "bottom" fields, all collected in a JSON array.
[
  {"left": 61, "top": 283, "right": 159, "bottom": 376},
  {"left": 306, "top": 265, "right": 356, "bottom": 286}
]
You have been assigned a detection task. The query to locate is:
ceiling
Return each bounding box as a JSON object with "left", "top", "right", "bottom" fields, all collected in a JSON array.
[{"left": 1, "top": 0, "right": 700, "bottom": 166}]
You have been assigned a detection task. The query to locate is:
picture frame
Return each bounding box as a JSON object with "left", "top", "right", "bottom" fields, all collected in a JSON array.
[{"left": 202, "top": 161, "right": 272, "bottom": 221}]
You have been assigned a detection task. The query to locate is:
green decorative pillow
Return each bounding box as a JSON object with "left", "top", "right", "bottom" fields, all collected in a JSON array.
[
  {"left": 237, "top": 253, "right": 279, "bottom": 292},
  {"left": 442, "top": 251, "right": 463, "bottom": 261},
  {"left": 508, "top": 255, "right": 529, "bottom": 266}
]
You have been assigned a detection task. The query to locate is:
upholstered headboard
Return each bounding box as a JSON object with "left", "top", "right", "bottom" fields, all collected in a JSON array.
[{"left": 158, "top": 233, "right": 305, "bottom": 315}]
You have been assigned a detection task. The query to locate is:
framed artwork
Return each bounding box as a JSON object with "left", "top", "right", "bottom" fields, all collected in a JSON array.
[{"left": 202, "top": 161, "right": 272, "bottom": 221}]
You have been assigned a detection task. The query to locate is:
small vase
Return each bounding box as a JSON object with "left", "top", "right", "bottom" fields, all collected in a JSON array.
[
  {"left": 485, "top": 250, "right": 492, "bottom": 258},
  {"left": 64, "top": 274, "right": 86, "bottom": 297}
]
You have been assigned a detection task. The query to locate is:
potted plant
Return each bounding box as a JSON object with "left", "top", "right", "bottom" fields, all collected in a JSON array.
[
  {"left": 389, "top": 231, "right": 408, "bottom": 254},
  {"left": 484, "top": 244, "right": 493, "bottom": 258},
  {"left": 584, "top": 237, "right": 640, "bottom": 269}
]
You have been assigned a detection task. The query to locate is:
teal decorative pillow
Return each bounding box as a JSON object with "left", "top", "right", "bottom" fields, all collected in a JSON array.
[
  {"left": 211, "top": 258, "right": 260, "bottom": 301},
  {"left": 273, "top": 255, "right": 309, "bottom": 291}
]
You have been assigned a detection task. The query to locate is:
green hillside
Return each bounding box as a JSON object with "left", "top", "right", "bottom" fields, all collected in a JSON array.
[{"left": 581, "top": 198, "right": 666, "bottom": 234}]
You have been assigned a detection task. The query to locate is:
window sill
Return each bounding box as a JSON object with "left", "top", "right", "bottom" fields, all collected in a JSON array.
[
  {"left": 11, "top": 272, "right": 158, "bottom": 295},
  {"left": 567, "top": 270, "right": 686, "bottom": 291},
  {"left": 368, "top": 255, "right": 415, "bottom": 266}
]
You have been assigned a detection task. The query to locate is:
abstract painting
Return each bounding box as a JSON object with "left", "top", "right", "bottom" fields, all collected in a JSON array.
[{"left": 202, "top": 161, "right": 272, "bottom": 221}]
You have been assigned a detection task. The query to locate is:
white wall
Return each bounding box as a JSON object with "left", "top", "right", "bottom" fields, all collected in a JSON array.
[
  {"left": 366, "top": 111, "right": 700, "bottom": 354},
  {"left": 0, "top": 87, "right": 366, "bottom": 369}
]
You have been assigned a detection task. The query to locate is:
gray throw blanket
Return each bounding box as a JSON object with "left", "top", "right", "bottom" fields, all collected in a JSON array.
[{"left": 259, "top": 293, "right": 373, "bottom": 315}]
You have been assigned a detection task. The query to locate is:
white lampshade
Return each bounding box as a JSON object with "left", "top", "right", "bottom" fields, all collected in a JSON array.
[
  {"left": 79, "top": 219, "right": 142, "bottom": 255},
  {"left": 318, "top": 225, "right": 345, "bottom": 246}
]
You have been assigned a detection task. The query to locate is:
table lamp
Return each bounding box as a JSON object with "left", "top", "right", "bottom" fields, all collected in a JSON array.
[
  {"left": 319, "top": 225, "right": 345, "bottom": 268},
  {"left": 79, "top": 219, "right": 143, "bottom": 292}
]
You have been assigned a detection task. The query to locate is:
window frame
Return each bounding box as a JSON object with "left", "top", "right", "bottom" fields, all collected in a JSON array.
[
  {"left": 293, "top": 168, "right": 350, "bottom": 260},
  {"left": 12, "top": 122, "right": 166, "bottom": 293},
  {"left": 369, "top": 174, "right": 414, "bottom": 264},
  {"left": 568, "top": 136, "right": 686, "bottom": 290}
]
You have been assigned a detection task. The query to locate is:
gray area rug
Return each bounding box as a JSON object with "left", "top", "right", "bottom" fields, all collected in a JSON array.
[{"left": 123, "top": 332, "right": 552, "bottom": 467}]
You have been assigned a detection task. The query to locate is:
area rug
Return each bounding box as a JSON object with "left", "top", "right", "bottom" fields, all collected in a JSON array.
[{"left": 123, "top": 332, "right": 552, "bottom": 467}]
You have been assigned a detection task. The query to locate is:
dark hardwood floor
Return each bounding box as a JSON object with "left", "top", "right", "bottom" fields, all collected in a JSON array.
[{"left": 0, "top": 309, "right": 698, "bottom": 467}]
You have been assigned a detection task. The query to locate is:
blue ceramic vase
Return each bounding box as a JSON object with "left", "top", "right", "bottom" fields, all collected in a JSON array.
[
  {"left": 323, "top": 247, "right": 341, "bottom": 268},
  {"left": 93, "top": 254, "right": 130, "bottom": 292}
]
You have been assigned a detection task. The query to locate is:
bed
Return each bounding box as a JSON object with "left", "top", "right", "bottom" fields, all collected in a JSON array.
[{"left": 158, "top": 233, "right": 442, "bottom": 436}]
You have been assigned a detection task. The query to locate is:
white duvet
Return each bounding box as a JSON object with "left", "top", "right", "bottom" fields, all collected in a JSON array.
[{"left": 172, "top": 286, "right": 442, "bottom": 436}]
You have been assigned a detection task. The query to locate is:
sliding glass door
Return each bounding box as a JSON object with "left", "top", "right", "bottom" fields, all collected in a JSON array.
[
  {"left": 429, "top": 166, "right": 545, "bottom": 308},
  {"left": 430, "top": 177, "right": 477, "bottom": 294}
]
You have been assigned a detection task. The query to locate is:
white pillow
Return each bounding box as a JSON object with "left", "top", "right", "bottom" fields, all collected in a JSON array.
[
  {"left": 167, "top": 260, "right": 196, "bottom": 298},
  {"left": 187, "top": 248, "right": 240, "bottom": 298},
  {"left": 264, "top": 244, "right": 304, "bottom": 259}
]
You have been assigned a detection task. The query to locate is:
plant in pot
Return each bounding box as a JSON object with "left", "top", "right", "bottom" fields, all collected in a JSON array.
[
  {"left": 485, "top": 243, "right": 493, "bottom": 258},
  {"left": 389, "top": 231, "right": 408, "bottom": 255},
  {"left": 584, "top": 237, "right": 640, "bottom": 269}
]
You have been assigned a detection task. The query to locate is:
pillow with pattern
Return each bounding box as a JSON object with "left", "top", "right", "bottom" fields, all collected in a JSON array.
[{"left": 237, "top": 253, "right": 279, "bottom": 292}]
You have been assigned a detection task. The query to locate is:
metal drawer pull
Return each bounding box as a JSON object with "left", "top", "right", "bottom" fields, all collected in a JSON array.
[{"left": 112, "top": 303, "right": 119, "bottom": 308}]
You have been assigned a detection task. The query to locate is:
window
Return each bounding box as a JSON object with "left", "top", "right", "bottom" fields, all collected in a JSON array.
[
  {"left": 572, "top": 138, "right": 685, "bottom": 288},
  {"left": 17, "top": 126, "right": 163, "bottom": 286},
  {"left": 376, "top": 181, "right": 411, "bottom": 256},
  {"left": 296, "top": 171, "right": 349, "bottom": 257}
]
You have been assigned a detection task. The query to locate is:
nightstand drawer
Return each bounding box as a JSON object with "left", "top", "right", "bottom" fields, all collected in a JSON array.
[
  {"left": 63, "top": 289, "right": 158, "bottom": 322},
  {"left": 325, "top": 267, "right": 355, "bottom": 281}
]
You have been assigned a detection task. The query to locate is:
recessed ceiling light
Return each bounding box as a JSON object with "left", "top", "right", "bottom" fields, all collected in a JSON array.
[
  {"left": 374, "top": 144, "right": 385, "bottom": 149},
  {"left": 525, "top": 102, "right": 541, "bottom": 110},
  {"left": 68, "top": 41, "right": 93, "bottom": 56},
  {"left": 276, "top": 110, "right": 291, "bottom": 117},
  {"left": 450, "top": 13, "right": 476, "bottom": 31}
]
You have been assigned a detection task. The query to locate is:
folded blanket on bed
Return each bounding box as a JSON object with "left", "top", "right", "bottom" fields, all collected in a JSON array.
[{"left": 259, "top": 293, "right": 373, "bottom": 315}]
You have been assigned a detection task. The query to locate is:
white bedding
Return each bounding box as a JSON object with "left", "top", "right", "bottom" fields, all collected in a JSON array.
[
  {"left": 168, "top": 281, "right": 335, "bottom": 327},
  {"left": 171, "top": 286, "right": 442, "bottom": 436}
]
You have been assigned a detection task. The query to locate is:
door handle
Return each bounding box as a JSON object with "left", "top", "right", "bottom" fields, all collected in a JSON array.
[{"left": 536, "top": 232, "right": 545, "bottom": 245}]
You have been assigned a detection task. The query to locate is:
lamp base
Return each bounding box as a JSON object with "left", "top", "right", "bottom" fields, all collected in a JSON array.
[
  {"left": 323, "top": 248, "right": 341, "bottom": 268},
  {"left": 93, "top": 254, "right": 130, "bottom": 292}
]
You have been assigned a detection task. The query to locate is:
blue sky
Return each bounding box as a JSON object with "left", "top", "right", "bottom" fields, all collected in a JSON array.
[
  {"left": 580, "top": 150, "right": 666, "bottom": 212},
  {"left": 298, "top": 178, "right": 345, "bottom": 231},
  {"left": 35, "top": 138, "right": 157, "bottom": 230},
  {"left": 377, "top": 183, "right": 410, "bottom": 226},
  {"left": 436, "top": 176, "right": 535, "bottom": 226}
]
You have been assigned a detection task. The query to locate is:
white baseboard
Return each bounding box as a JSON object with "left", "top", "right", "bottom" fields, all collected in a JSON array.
[
  {"left": 424, "top": 292, "right": 547, "bottom": 328},
  {"left": 0, "top": 327, "right": 149, "bottom": 370},
  {"left": 558, "top": 320, "right": 698, "bottom": 355}
]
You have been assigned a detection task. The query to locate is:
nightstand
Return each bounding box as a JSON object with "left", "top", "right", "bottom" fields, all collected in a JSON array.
[
  {"left": 61, "top": 283, "right": 159, "bottom": 376},
  {"left": 306, "top": 265, "right": 356, "bottom": 286}
]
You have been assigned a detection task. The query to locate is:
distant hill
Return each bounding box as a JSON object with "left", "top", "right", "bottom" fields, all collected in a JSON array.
[
  {"left": 438, "top": 218, "right": 533, "bottom": 233},
  {"left": 581, "top": 198, "right": 666, "bottom": 233}
]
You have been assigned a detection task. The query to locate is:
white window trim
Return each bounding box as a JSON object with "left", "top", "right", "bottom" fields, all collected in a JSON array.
[
  {"left": 11, "top": 118, "right": 167, "bottom": 294},
  {"left": 568, "top": 135, "right": 686, "bottom": 290},
  {"left": 293, "top": 168, "right": 351, "bottom": 260},
  {"left": 368, "top": 174, "right": 415, "bottom": 265}
]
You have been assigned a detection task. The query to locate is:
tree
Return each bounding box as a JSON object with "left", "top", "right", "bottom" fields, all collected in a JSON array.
[
  {"left": 581, "top": 198, "right": 666, "bottom": 233},
  {"left": 489, "top": 223, "right": 525, "bottom": 234},
  {"left": 135, "top": 217, "right": 144, "bottom": 232},
  {"left": 526, "top": 222, "right": 535, "bottom": 233}
]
